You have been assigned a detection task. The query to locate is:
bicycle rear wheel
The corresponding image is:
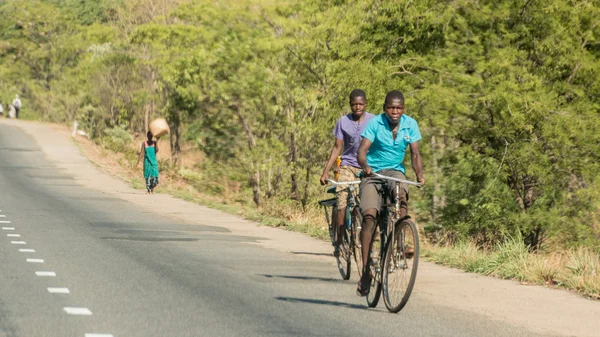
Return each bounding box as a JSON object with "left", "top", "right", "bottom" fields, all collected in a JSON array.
[
  {"left": 336, "top": 228, "right": 352, "bottom": 280},
  {"left": 328, "top": 206, "right": 337, "bottom": 246},
  {"left": 351, "top": 207, "right": 363, "bottom": 277},
  {"left": 382, "top": 219, "right": 419, "bottom": 313},
  {"left": 366, "top": 224, "right": 382, "bottom": 308}
]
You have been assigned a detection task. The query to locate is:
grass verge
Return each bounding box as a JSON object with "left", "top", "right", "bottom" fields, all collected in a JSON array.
[{"left": 423, "top": 238, "right": 600, "bottom": 299}]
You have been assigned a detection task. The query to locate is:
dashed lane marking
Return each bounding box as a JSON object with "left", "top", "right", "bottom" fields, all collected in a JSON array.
[
  {"left": 63, "top": 307, "right": 92, "bottom": 316},
  {"left": 19, "top": 249, "right": 35, "bottom": 252},
  {"left": 48, "top": 287, "right": 70, "bottom": 294},
  {"left": 27, "top": 258, "right": 44, "bottom": 263},
  {"left": 35, "top": 271, "right": 56, "bottom": 276},
  {"left": 11, "top": 241, "right": 26, "bottom": 245}
]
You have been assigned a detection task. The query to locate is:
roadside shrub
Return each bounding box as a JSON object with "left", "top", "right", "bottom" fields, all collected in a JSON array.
[{"left": 99, "top": 127, "right": 133, "bottom": 153}]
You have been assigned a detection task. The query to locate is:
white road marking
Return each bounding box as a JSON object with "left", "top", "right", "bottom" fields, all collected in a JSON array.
[
  {"left": 2, "top": 227, "right": 15, "bottom": 230},
  {"left": 0, "top": 215, "right": 6, "bottom": 217},
  {"left": 19, "top": 249, "right": 36, "bottom": 252},
  {"left": 85, "top": 334, "right": 114, "bottom": 337},
  {"left": 11, "top": 241, "right": 26, "bottom": 245},
  {"left": 0, "top": 221, "right": 11, "bottom": 223},
  {"left": 63, "top": 307, "right": 92, "bottom": 316},
  {"left": 47, "top": 287, "right": 70, "bottom": 294},
  {"left": 26, "top": 258, "right": 44, "bottom": 263},
  {"left": 35, "top": 271, "right": 56, "bottom": 276},
  {"left": 7, "top": 234, "right": 21, "bottom": 237}
]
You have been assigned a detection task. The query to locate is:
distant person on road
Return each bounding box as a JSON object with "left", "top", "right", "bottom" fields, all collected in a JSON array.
[
  {"left": 136, "top": 131, "right": 159, "bottom": 194},
  {"left": 0, "top": 102, "right": 3, "bottom": 117},
  {"left": 12, "top": 94, "right": 21, "bottom": 119},
  {"left": 320, "top": 89, "right": 375, "bottom": 257}
]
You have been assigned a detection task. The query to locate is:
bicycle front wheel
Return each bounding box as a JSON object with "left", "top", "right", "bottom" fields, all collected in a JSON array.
[
  {"left": 382, "top": 218, "right": 419, "bottom": 313},
  {"left": 366, "top": 224, "right": 382, "bottom": 308}
]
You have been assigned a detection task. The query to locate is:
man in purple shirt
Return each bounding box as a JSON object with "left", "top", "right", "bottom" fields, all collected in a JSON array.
[{"left": 320, "top": 89, "right": 375, "bottom": 256}]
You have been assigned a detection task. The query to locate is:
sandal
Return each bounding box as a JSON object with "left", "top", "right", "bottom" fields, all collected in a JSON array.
[{"left": 356, "top": 274, "right": 371, "bottom": 297}]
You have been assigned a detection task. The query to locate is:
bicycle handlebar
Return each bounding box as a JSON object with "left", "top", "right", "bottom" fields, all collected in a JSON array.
[
  {"left": 326, "top": 179, "right": 361, "bottom": 186},
  {"left": 372, "top": 173, "right": 423, "bottom": 187}
]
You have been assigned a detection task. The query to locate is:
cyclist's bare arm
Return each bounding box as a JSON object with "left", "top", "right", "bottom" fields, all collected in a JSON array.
[
  {"left": 357, "top": 138, "right": 372, "bottom": 176},
  {"left": 320, "top": 138, "right": 344, "bottom": 185},
  {"left": 409, "top": 141, "right": 424, "bottom": 185}
]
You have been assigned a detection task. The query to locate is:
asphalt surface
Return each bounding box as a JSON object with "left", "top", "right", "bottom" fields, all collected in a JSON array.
[{"left": 0, "top": 123, "right": 562, "bottom": 337}]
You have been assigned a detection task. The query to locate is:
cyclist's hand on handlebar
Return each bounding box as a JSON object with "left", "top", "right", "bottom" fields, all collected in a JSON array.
[
  {"left": 417, "top": 175, "right": 425, "bottom": 187},
  {"left": 320, "top": 172, "right": 329, "bottom": 186}
]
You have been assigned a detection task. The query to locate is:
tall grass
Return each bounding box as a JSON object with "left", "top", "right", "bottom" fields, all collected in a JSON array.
[{"left": 424, "top": 240, "right": 600, "bottom": 299}]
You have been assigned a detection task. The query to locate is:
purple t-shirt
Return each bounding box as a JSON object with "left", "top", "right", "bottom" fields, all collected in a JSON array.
[{"left": 333, "top": 112, "right": 375, "bottom": 168}]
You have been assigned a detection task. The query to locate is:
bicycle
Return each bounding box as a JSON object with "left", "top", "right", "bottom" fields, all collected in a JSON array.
[
  {"left": 318, "top": 179, "right": 363, "bottom": 280},
  {"left": 363, "top": 172, "right": 422, "bottom": 313}
]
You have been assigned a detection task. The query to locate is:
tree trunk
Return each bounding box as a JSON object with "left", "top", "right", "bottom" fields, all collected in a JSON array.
[
  {"left": 431, "top": 134, "right": 439, "bottom": 221},
  {"left": 290, "top": 130, "right": 298, "bottom": 200},
  {"left": 287, "top": 98, "right": 298, "bottom": 200},
  {"left": 233, "top": 104, "right": 261, "bottom": 206},
  {"left": 301, "top": 166, "right": 310, "bottom": 210},
  {"left": 233, "top": 105, "right": 256, "bottom": 149},
  {"left": 267, "top": 168, "right": 282, "bottom": 199},
  {"left": 169, "top": 111, "right": 181, "bottom": 165},
  {"left": 250, "top": 162, "right": 261, "bottom": 206},
  {"left": 525, "top": 226, "right": 543, "bottom": 251}
]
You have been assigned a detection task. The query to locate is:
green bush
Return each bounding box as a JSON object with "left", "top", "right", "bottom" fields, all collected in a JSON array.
[{"left": 99, "top": 127, "right": 133, "bottom": 153}]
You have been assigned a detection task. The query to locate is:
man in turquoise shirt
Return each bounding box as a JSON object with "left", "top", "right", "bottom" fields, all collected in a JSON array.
[{"left": 355, "top": 90, "right": 425, "bottom": 296}]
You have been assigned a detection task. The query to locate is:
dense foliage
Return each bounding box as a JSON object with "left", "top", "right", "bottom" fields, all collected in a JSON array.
[{"left": 1, "top": 0, "right": 599, "bottom": 250}]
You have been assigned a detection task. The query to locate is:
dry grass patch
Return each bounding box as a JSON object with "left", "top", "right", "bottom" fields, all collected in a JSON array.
[
  {"left": 424, "top": 241, "right": 600, "bottom": 299},
  {"left": 563, "top": 248, "right": 600, "bottom": 299}
]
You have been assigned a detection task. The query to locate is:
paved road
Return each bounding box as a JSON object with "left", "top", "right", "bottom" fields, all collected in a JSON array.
[{"left": 0, "top": 122, "right": 584, "bottom": 337}]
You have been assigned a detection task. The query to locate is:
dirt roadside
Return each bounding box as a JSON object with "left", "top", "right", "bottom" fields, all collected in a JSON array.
[{"left": 3, "top": 119, "right": 599, "bottom": 337}]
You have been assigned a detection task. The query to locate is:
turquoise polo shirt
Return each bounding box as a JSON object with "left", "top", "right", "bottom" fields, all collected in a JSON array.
[{"left": 361, "top": 113, "right": 422, "bottom": 174}]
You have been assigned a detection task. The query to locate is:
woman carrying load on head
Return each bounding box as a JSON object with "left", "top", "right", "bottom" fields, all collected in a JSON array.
[{"left": 136, "top": 131, "right": 159, "bottom": 194}]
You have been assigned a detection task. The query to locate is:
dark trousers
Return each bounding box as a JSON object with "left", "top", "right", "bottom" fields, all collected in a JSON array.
[{"left": 15, "top": 107, "right": 20, "bottom": 119}]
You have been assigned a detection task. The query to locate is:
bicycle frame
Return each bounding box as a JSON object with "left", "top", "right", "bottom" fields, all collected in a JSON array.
[
  {"left": 372, "top": 172, "right": 422, "bottom": 235},
  {"left": 326, "top": 179, "right": 360, "bottom": 229}
]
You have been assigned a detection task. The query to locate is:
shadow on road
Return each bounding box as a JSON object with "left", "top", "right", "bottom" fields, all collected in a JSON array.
[
  {"left": 261, "top": 274, "right": 348, "bottom": 283},
  {"left": 275, "top": 296, "right": 367, "bottom": 310},
  {"left": 291, "top": 251, "right": 333, "bottom": 257}
]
